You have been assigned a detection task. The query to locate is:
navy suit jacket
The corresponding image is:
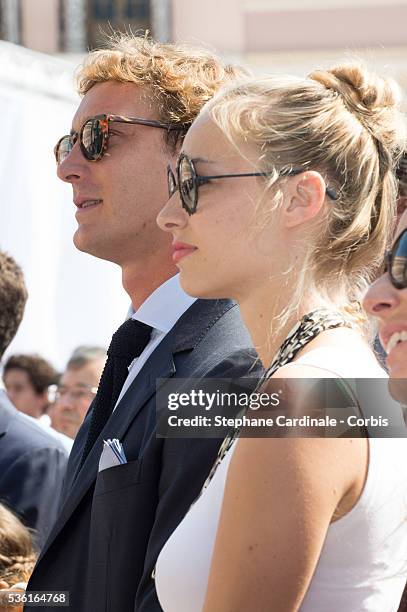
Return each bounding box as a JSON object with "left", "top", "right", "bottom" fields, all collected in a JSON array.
[
  {"left": 0, "top": 390, "right": 68, "bottom": 549},
  {"left": 26, "top": 299, "right": 261, "bottom": 611}
]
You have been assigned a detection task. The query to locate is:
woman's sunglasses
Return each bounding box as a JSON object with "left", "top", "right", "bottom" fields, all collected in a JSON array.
[
  {"left": 384, "top": 228, "right": 407, "bottom": 289},
  {"left": 167, "top": 153, "right": 339, "bottom": 216},
  {"left": 54, "top": 114, "right": 182, "bottom": 164}
]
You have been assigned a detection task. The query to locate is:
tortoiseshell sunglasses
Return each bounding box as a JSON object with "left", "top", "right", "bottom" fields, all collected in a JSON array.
[{"left": 54, "top": 113, "right": 183, "bottom": 164}]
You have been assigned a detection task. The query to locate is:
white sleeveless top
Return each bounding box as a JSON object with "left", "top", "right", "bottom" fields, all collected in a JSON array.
[{"left": 155, "top": 348, "right": 407, "bottom": 612}]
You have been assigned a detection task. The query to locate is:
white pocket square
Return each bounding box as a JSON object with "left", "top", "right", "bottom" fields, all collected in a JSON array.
[{"left": 98, "top": 438, "right": 127, "bottom": 472}]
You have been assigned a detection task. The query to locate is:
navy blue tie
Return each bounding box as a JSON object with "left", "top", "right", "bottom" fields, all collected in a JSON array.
[{"left": 79, "top": 319, "right": 152, "bottom": 469}]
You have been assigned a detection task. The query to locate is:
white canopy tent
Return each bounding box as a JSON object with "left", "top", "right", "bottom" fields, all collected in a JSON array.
[{"left": 0, "top": 42, "right": 128, "bottom": 370}]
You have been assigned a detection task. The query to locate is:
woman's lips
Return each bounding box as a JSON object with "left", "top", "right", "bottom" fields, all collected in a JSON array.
[{"left": 172, "top": 242, "right": 197, "bottom": 263}]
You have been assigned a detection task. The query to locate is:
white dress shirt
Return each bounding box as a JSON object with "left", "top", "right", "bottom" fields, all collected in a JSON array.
[{"left": 113, "top": 274, "right": 196, "bottom": 409}]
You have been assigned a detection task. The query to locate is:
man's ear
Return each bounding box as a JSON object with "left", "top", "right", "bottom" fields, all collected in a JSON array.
[{"left": 284, "top": 171, "right": 327, "bottom": 228}]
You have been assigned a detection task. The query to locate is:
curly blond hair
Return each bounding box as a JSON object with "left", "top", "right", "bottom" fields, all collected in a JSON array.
[
  {"left": 205, "top": 63, "right": 406, "bottom": 332},
  {"left": 76, "top": 33, "right": 248, "bottom": 150},
  {"left": 0, "top": 505, "right": 36, "bottom": 586}
]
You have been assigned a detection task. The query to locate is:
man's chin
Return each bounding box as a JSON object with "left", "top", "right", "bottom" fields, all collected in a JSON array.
[
  {"left": 73, "top": 229, "right": 102, "bottom": 258},
  {"left": 73, "top": 227, "right": 89, "bottom": 252},
  {"left": 73, "top": 229, "right": 120, "bottom": 264}
]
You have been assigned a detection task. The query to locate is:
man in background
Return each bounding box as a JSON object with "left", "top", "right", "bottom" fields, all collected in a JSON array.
[
  {"left": 3, "top": 353, "right": 59, "bottom": 421},
  {"left": 0, "top": 250, "right": 68, "bottom": 549},
  {"left": 50, "top": 345, "right": 106, "bottom": 439}
]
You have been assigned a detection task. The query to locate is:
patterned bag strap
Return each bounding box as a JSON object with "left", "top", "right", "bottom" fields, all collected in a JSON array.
[
  {"left": 200, "top": 309, "right": 355, "bottom": 491},
  {"left": 265, "top": 309, "right": 354, "bottom": 378}
]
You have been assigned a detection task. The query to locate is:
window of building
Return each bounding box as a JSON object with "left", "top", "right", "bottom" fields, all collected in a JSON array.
[
  {"left": 88, "top": 0, "right": 150, "bottom": 48},
  {"left": 91, "top": 0, "right": 115, "bottom": 20},
  {"left": 124, "top": 0, "right": 149, "bottom": 20},
  {"left": 0, "top": 0, "right": 22, "bottom": 44}
]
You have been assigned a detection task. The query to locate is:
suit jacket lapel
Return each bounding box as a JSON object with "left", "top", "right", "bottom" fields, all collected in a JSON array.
[
  {"left": 39, "top": 299, "right": 236, "bottom": 561},
  {"left": 38, "top": 338, "right": 176, "bottom": 562}
]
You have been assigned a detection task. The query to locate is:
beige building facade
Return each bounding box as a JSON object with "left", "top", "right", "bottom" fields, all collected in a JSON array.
[
  {"left": 171, "top": 0, "right": 407, "bottom": 91},
  {"left": 173, "top": 0, "right": 407, "bottom": 53},
  {"left": 1, "top": 0, "right": 406, "bottom": 88}
]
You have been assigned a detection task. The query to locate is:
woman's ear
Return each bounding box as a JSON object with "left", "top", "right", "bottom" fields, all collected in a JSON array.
[{"left": 284, "top": 171, "right": 327, "bottom": 228}]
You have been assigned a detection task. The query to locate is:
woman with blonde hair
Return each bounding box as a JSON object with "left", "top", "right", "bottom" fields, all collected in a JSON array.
[
  {"left": 155, "top": 63, "right": 407, "bottom": 611},
  {"left": 0, "top": 504, "right": 36, "bottom": 612}
]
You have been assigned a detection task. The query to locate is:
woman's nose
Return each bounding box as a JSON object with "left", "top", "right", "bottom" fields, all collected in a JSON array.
[{"left": 157, "top": 191, "right": 189, "bottom": 232}]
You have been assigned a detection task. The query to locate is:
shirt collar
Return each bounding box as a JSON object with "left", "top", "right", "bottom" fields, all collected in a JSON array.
[{"left": 131, "top": 274, "right": 196, "bottom": 334}]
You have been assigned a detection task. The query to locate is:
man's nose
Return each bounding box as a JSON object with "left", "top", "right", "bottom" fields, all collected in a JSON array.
[{"left": 56, "top": 141, "right": 85, "bottom": 184}]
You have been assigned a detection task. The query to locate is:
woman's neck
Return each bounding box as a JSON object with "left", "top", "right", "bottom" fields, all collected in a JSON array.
[{"left": 238, "top": 286, "right": 337, "bottom": 367}]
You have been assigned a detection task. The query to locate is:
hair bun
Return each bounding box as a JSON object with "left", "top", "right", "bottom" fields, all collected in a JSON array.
[{"left": 309, "top": 63, "right": 405, "bottom": 154}]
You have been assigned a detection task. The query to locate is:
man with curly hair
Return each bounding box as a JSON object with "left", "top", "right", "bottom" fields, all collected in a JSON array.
[
  {"left": 26, "top": 35, "right": 259, "bottom": 612},
  {"left": 0, "top": 251, "right": 68, "bottom": 552}
]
